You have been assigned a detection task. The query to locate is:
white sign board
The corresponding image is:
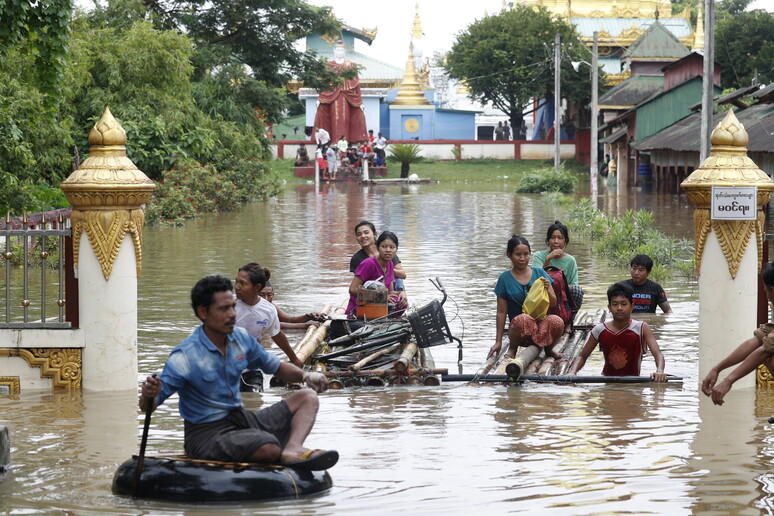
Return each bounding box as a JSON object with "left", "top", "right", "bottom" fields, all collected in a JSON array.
[{"left": 711, "top": 186, "right": 757, "bottom": 220}]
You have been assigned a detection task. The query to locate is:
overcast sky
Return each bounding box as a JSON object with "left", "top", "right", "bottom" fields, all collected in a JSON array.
[
  {"left": 73, "top": 0, "right": 774, "bottom": 70},
  {"left": 309, "top": 0, "right": 774, "bottom": 68}
]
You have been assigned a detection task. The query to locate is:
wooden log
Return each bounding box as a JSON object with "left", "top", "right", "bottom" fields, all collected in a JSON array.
[
  {"left": 348, "top": 342, "right": 402, "bottom": 371},
  {"left": 538, "top": 357, "right": 555, "bottom": 376},
  {"left": 296, "top": 304, "right": 346, "bottom": 364},
  {"left": 503, "top": 345, "right": 541, "bottom": 379},
  {"left": 394, "top": 342, "right": 418, "bottom": 373},
  {"left": 525, "top": 357, "right": 542, "bottom": 374},
  {"left": 536, "top": 333, "right": 572, "bottom": 375},
  {"left": 553, "top": 329, "right": 586, "bottom": 375},
  {"left": 322, "top": 367, "right": 449, "bottom": 379},
  {"left": 418, "top": 346, "right": 435, "bottom": 370},
  {"left": 423, "top": 375, "right": 441, "bottom": 386},
  {"left": 292, "top": 305, "right": 332, "bottom": 353},
  {"left": 555, "top": 309, "right": 606, "bottom": 375},
  {"left": 550, "top": 311, "right": 589, "bottom": 376},
  {"left": 481, "top": 354, "right": 500, "bottom": 375}
]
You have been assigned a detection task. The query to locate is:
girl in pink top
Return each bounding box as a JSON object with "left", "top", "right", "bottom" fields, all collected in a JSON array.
[{"left": 346, "top": 232, "right": 407, "bottom": 317}]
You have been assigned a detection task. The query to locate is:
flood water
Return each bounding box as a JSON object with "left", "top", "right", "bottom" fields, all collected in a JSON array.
[{"left": 3, "top": 180, "right": 774, "bottom": 515}]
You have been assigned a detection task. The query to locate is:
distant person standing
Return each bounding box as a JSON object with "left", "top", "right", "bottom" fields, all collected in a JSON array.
[
  {"left": 315, "top": 146, "right": 325, "bottom": 176},
  {"left": 315, "top": 126, "right": 330, "bottom": 147},
  {"left": 600, "top": 153, "right": 610, "bottom": 178},
  {"left": 325, "top": 145, "right": 338, "bottom": 179},
  {"left": 494, "top": 121, "right": 504, "bottom": 141},
  {"left": 503, "top": 121, "right": 511, "bottom": 140},
  {"left": 374, "top": 132, "right": 388, "bottom": 166},
  {"left": 337, "top": 135, "right": 348, "bottom": 156},
  {"left": 518, "top": 120, "right": 527, "bottom": 140},
  {"left": 621, "top": 254, "right": 672, "bottom": 314}
]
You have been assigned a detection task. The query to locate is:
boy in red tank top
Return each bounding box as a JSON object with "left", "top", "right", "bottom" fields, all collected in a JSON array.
[{"left": 569, "top": 282, "right": 667, "bottom": 381}]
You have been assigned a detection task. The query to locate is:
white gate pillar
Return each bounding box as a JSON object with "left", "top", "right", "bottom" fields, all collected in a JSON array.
[
  {"left": 681, "top": 110, "right": 774, "bottom": 388},
  {"left": 60, "top": 108, "right": 155, "bottom": 391}
]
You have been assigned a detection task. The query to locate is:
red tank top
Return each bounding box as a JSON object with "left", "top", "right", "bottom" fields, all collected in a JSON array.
[{"left": 591, "top": 320, "right": 646, "bottom": 376}]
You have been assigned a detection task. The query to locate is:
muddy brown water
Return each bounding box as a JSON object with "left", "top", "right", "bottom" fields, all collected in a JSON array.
[{"left": 2, "top": 181, "right": 774, "bottom": 515}]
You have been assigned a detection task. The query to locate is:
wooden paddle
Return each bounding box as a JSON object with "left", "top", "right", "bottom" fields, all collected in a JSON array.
[{"left": 134, "top": 374, "right": 156, "bottom": 498}]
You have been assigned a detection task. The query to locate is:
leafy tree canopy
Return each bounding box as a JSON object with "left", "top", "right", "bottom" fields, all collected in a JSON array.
[
  {"left": 137, "top": 0, "right": 343, "bottom": 120},
  {"left": 0, "top": 0, "right": 72, "bottom": 97},
  {"left": 715, "top": 2, "right": 774, "bottom": 87},
  {"left": 445, "top": 6, "right": 598, "bottom": 127}
]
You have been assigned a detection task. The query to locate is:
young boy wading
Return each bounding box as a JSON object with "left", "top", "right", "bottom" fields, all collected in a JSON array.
[
  {"left": 569, "top": 282, "right": 667, "bottom": 381},
  {"left": 140, "top": 275, "right": 338, "bottom": 470},
  {"left": 702, "top": 262, "right": 774, "bottom": 405}
]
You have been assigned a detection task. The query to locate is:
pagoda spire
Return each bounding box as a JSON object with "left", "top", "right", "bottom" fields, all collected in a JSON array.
[
  {"left": 694, "top": 4, "right": 705, "bottom": 50},
  {"left": 393, "top": 44, "right": 430, "bottom": 105},
  {"left": 412, "top": 3, "right": 423, "bottom": 40}
]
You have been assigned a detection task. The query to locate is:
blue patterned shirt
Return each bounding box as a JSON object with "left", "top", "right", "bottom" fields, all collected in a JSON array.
[{"left": 157, "top": 325, "right": 281, "bottom": 424}]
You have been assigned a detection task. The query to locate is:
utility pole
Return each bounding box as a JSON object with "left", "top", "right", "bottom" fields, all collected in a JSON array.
[
  {"left": 554, "top": 33, "right": 561, "bottom": 172},
  {"left": 590, "top": 31, "right": 599, "bottom": 207},
  {"left": 700, "top": 0, "right": 715, "bottom": 161}
]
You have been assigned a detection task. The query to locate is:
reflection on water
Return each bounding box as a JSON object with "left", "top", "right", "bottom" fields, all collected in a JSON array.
[{"left": 2, "top": 182, "right": 774, "bottom": 514}]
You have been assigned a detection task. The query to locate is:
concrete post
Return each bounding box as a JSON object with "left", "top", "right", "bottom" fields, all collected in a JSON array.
[
  {"left": 0, "top": 425, "right": 8, "bottom": 472},
  {"left": 60, "top": 108, "right": 155, "bottom": 391},
  {"left": 681, "top": 110, "right": 774, "bottom": 388}
]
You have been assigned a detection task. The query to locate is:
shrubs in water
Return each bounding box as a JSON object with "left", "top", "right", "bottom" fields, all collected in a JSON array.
[
  {"left": 516, "top": 165, "right": 576, "bottom": 194},
  {"left": 144, "top": 157, "right": 280, "bottom": 225},
  {"left": 565, "top": 198, "right": 695, "bottom": 281}
]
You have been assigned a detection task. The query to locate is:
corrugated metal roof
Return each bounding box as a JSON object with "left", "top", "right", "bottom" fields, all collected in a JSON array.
[
  {"left": 600, "top": 125, "right": 629, "bottom": 143},
  {"left": 751, "top": 83, "right": 774, "bottom": 101},
  {"left": 713, "top": 84, "right": 762, "bottom": 105},
  {"left": 622, "top": 20, "right": 690, "bottom": 59},
  {"left": 599, "top": 75, "right": 664, "bottom": 107},
  {"left": 633, "top": 103, "right": 774, "bottom": 153},
  {"left": 572, "top": 17, "right": 693, "bottom": 39},
  {"left": 314, "top": 51, "right": 404, "bottom": 82}
]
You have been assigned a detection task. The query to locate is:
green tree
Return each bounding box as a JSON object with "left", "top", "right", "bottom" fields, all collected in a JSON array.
[
  {"left": 139, "top": 0, "right": 342, "bottom": 122},
  {"left": 0, "top": 0, "right": 72, "bottom": 96},
  {"left": 716, "top": 2, "right": 774, "bottom": 87},
  {"left": 445, "top": 6, "right": 598, "bottom": 130}
]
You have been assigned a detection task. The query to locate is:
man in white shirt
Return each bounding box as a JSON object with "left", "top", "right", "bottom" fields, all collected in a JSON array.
[
  {"left": 314, "top": 126, "right": 330, "bottom": 147},
  {"left": 235, "top": 263, "right": 303, "bottom": 391},
  {"left": 374, "top": 132, "right": 388, "bottom": 165}
]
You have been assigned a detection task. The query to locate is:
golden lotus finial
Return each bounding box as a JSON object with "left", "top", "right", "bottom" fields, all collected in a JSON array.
[
  {"left": 88, "top": 107, "right": 127, "bottom": 147},
  {"left": 710, "top": 109, "right": 749, "bottom": 148},
  {"left": 61, "top": 107, "right": 155, "bottom": 280}
]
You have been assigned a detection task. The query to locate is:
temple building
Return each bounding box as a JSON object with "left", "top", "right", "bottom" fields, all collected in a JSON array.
[
  {"left": 298, "top": 5, "right": 478, "bottom": 141},
  {"left": 522, "top": 0, "right": 704, "bottom": 85}
]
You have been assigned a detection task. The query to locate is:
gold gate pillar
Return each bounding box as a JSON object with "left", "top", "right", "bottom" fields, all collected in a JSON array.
[
  {"left": 60, "top": 108, "right": 155, "bottom": 391},
  {"left": 681, "top": 110, "right": 774, "bottom": 389}
]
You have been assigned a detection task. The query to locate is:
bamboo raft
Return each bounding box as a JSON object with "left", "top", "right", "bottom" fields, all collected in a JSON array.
[
  {"left": 268, "top": 305, "right": 444, "bottom": 389},
  {"left": 272, "top": 279, "right": 462, "bottom": 389},
  {"left": 469, "top": 309, "right": 607, "bottom": 382},
  {"left": 463, "top": 309, "right": 682, "bottom": 385}
]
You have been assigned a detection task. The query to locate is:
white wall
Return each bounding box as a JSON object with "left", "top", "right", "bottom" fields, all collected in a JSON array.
[{"left": 275, "top": 141, "right": 576, "bottom": 161}]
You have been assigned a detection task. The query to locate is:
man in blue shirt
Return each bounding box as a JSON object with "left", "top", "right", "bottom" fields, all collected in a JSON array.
[{"left": 140, "top": 275, "right": 337, "bottom": 470}]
